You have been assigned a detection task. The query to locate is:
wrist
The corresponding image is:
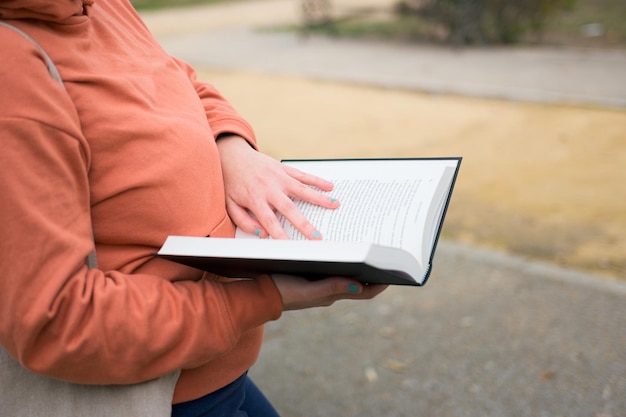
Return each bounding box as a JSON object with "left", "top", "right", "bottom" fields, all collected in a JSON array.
[
  {"left": 216, "top": 134, "right": 254, "bottom": 161},
  {"left": 216, "top": 132, "right": 242, "bottom": 141}
]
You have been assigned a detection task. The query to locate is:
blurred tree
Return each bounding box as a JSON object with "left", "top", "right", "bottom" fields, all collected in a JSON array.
[
  {"left": 487, "top": 0, "right": 577, "bottom": 43},
  {"left": 299, "top": 0, "right": 334, "bottom": 37},
  {"left": 301, "top": 0, "right": 333, "bottom": 26},
  {"left": 396, "top": 0, "right": 576, "bottom": 44}
]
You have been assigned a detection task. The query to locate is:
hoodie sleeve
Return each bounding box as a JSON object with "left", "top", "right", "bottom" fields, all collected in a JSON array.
[
  {"left": 171, "top": 56, "right": 258, "bottom": 147},
  {"left": 0, "top": 26, "right": 282, "bottom": 385}
]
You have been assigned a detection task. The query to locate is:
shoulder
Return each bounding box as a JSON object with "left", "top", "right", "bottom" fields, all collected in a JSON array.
[
  {"left": 0, "top": 22, "right": 54, "bottom": 80},
  {"left": 0, "top": 22, "right": 80, "bottom": 129}
]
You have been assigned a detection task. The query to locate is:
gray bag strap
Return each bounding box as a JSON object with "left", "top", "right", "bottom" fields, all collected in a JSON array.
[
  {"left": 0, "top": 21, "right": 64, "bottom": 87},
  {"left": 1, "top": 21, "right": 180, "bottom": 417}
]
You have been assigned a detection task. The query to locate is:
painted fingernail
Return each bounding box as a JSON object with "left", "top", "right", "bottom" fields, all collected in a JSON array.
[
  {"left": 330, "top": 197, "right": 338, "bottom": 203},
  {"left": 312, "top": 230, "right": 321, "bottom": 239},
  {"left": 348, "top": 284, "right": 360, "bottom": 294},
  {"left": 254, "top": 228, "right": 262, "bottom": 236}
]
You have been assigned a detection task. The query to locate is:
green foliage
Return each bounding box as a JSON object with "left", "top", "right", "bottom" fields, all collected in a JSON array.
[
  {"left": 130, "top": 0, "right": 240, "bottom": 11},
  {"left": 486, "top": 0, "right": 577, "bottom": 43},
  {"left": 546, "top": 0, "right": 626, "bottom": 45},
  {"left": 397, "top": 0, "right": 578, "bottom": 44},
  {"left": 136, "top": 0, "right": 626, "bottom": 46}
]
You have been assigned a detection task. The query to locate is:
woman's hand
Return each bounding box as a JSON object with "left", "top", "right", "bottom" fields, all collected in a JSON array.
[
  {"left": 271, "top": 274, "right": 388, "bottom": 311},
  {"left": 217, "top": 135, "right": 339, "bottom": 239}
]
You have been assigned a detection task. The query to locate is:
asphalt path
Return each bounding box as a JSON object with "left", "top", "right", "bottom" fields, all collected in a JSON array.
[
  {"left": 252, "top": 242, "right": 626, "bottom": 417},
  {"left": 145, "top": 0, "right": 626, "bottom": 109},
  {"left": 141, "top": 2, "right": 626, "bottom": 415}
]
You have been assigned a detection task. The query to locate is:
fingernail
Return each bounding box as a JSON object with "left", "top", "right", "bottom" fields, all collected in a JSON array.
[
  {"left": 348, "top": 284, "right": 360, "bottom": 294},
  {"left": 330, "top": 197, "right": 338, "bottom": 203},
  {"left": 254, "top": 228, "right": 262, "bottom": 236},
  {"left": 312, "top": 230, "right": 321, "bottom": 239}
]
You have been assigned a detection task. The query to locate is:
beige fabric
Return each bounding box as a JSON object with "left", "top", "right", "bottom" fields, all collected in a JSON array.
[{"left": 1, "top": 347, "right": 180, "bottom": 417}]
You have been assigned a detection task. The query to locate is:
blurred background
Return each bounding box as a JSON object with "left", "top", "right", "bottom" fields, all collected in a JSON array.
[
  {"left": 134, "top": 0, "right": 626, "bottom": 48},
  {"left": 135, "top": 1, "right": 625, "bottom": 415},
  {"left": 135, "top": 0, "right": 626, "bottom": 281}
]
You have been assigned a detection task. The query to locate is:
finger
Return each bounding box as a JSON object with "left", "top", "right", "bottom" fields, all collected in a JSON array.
[
  {"left": 303, "top": 279, "right": 386, "bottom": 303},
  {"left": 271, "top": 194, "right": 322, "bottom": 240},
  {"left": 252, "top": 204, "right": 290, "bottom": 240},
  {"left": 359, "top": 284, "right": 389, "bottom": 299},
  {"left": 289, "top": 182, "right": 340, "bottom": 210},
  {"left": 225, "top": 200, "right": 268, "bottom": 238},
  {"left": 272, "top": 275, "right": 358, "bottom": 310},
  {"left": 322, "top": 280, "right": 388, "bottom": 300},
  {"left": 282, "top": 167, "right": 339, "bottom": 209},
  {"left": 283, "top": 165, "right": 334, "bottom": 192}
]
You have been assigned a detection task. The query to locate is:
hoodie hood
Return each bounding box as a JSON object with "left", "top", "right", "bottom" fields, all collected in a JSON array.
[{"left": 0, "top": 0, "right": 94, "bottom": 23}]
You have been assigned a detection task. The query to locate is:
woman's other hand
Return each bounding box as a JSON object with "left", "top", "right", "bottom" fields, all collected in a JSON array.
[{"left": 271, "top": 274, "right": 388, "bottom": 311}]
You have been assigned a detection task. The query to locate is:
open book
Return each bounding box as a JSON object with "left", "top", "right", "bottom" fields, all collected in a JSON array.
[{"left": 157, "top": 158, "right": 461, "bottom": 286}]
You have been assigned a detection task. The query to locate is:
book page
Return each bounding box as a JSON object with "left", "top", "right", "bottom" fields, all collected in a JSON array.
[{"left": 274, "top": 159, "right": 459, "bottom": 263}]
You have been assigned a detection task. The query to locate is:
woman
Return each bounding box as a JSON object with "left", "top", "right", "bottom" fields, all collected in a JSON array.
[{"left": 0, "top": 0, "right": 386, "bottom": 415}]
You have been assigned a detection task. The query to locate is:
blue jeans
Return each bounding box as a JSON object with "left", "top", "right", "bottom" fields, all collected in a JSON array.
[{"left": 171, "top": 373, "right": 281, "bottom": 417}]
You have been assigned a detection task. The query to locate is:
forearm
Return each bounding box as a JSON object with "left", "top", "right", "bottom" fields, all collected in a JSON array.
[
  {"left": 0, "top": 121, "right": 282, "bottom": 385},
  {"left": 2, "top": 267, "right": 281, "bottom": 384}
]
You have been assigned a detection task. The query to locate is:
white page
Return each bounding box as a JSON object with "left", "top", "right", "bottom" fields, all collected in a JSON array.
[{"left": 268, "top": 159, "right": 458, "bottom": 263}]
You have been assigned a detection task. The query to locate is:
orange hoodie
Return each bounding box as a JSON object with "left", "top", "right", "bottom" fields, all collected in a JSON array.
[{"left": 0, "top": 0, "right": 282, "bottom": 404}]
